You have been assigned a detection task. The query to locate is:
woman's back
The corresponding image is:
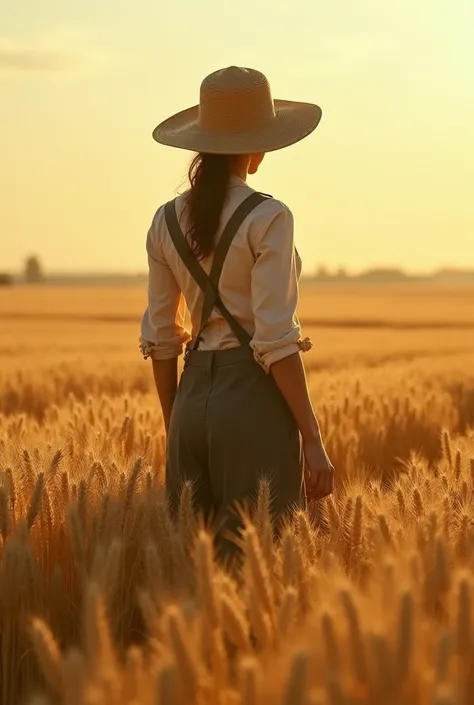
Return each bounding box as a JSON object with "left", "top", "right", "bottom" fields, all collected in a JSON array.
[{"left": 141, "top": 175, "right": 303, "bottom": 371}]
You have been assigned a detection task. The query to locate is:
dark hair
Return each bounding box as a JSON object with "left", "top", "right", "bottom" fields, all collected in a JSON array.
[{"left": 186, "top": 153, "right": 234, "bottom": 260}]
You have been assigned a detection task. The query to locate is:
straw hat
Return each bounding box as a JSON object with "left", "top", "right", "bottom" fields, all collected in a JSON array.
[{"left": 152, "top": 66, "right": 322, "bottom": 155}]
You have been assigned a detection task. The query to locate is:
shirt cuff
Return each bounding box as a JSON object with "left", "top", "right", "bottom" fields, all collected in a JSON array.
[
  {"left": 139, "top": 337, "right": 185, "bottom": 361},
  {"left": 251, "top": 341, "right": 301, "bottom": 373}
]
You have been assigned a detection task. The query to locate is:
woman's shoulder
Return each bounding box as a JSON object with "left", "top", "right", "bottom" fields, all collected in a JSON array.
[
  {"left": 242, "top": 184, "right": 293, "bottom": 225},
  {"left": 222, "top": 175, "right": 292, "bottom": 217},
  {"left": 252, "top": 191, "right": 294, "bottom": 232},
  {"left": 147, "top": 186, "right": 293, "bottom": 244},
  {"left": 146, "top": 203, "right": 166, "bottom": 246},
  {"left": 148, "top": 191, "right": 188, "bottom": 237},
  {"left": 243, "top": 189, "right": 296, "bottom": 258},
  {"left": 146, "top": 198, "right": 176, "bottom": 256}
]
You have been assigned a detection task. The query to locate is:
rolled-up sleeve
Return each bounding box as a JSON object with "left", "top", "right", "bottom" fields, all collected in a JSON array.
[
  {"left": 139, "top": 211, "right": 190, "bottom": 360},
  {"left": 250, "top": 203, "right": 302, "bottom": 372}
]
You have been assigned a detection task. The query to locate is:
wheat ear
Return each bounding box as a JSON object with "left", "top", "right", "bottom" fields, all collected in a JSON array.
[
  {"left": 281, "top": 651, "right": 309, "bottom": 705},
  {"left": 239, "top": 657, "right": 260, "bottom": 705},
  {"left": 29, "top": 618, "right": 63, "bottom": 696},
  {"left": 341, "top": 589, "right": 367, "bottom": 685}
]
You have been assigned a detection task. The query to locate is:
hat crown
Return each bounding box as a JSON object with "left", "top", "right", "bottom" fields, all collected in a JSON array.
[{"left": 198, "top": 66, "right": 276, "bottom": 133}]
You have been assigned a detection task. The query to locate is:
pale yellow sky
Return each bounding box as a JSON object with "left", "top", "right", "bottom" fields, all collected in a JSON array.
[{"left": 1, "top": 0, "right": 473, "bottom": 275}]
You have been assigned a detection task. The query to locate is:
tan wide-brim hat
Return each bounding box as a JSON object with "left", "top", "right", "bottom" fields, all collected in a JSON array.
[{"left": 152, "top": 66, "right": 322, "bottom": 155}]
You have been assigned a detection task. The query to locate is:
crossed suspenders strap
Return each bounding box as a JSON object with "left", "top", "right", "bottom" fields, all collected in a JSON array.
[{"left": 164, "top": 192, "right": 271, "bottom": 350}]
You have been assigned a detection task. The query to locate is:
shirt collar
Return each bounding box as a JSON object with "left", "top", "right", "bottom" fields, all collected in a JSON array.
[{"left": 229, "top": 175, "right": 248, "bottom": 188}]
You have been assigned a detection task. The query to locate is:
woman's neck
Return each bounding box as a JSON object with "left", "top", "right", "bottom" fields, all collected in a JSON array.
[{"left": 230, "top": 155, "right": 249, "bottom": 182}]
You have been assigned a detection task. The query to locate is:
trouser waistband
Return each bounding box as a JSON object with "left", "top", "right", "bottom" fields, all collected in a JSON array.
[{"left": 184, "top": 345, "right": 254, "bottom": 368}]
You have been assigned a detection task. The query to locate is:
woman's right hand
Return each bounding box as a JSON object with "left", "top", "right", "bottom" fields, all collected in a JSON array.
[{"left": 303, "top": 436, "right": 335, "bottom": 501}]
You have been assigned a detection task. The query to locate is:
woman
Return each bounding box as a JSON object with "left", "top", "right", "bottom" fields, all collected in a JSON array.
[{"left": 140, "top": 66, "right": 334, "bottom": 558}]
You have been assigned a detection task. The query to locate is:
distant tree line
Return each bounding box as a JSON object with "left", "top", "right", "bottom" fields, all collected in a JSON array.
[
  {"left": 1, "top": 257, "right": 473, "bottom": 287},
  {"left": 309, "top": 266, "right": 474, "bottom": 285},
  {"left": 0, "top": 256, "right": 44, "bottom": 286}
]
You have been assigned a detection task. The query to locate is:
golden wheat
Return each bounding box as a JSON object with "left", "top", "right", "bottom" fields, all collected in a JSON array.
[{"left": 1, "top": 285, "right": 474, "bottom": 704}]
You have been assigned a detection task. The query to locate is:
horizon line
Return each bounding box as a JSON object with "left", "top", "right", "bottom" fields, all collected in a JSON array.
[{"left": 3, "top": 265, "right": 474, "bottom": 279}]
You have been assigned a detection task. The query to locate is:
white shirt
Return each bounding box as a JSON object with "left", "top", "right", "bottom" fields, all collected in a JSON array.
[{"left": 140, "top": 175, "right": 306, "bottom": 372}]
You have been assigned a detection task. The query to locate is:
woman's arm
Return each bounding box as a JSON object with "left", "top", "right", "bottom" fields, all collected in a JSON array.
[
  {"left": 140, "top": 208, "right": 190, "bottom": 432},
  {"left": 249, "top": 202, "right": 334, "bottom": 498},
  {"left": 270, "top": 352, "right": 334, "bottom": 499},
  {"left": 152, "top": 359, "right": 178, "bottom": 434},
  {"left": 270, "top": 351, "right": 321, "bottom": 440}
]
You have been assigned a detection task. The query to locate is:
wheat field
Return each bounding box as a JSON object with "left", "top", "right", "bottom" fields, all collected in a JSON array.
[{"left": 1, "top": 283, "right": 474, "bottom": 705}]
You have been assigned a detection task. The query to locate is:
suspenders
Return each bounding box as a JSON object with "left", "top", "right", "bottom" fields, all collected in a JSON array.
[{"left": 164, "top": 192, "right": 271, "bottom": 352}]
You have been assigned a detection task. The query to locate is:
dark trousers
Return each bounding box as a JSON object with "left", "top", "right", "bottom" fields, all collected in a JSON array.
[{"left": 166, "top": 346, "right": 306, "bottom": 561}]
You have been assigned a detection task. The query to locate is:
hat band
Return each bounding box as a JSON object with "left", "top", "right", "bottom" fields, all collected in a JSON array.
[{"left": 198, "top": 90, "right": 276, "bottom": 133}]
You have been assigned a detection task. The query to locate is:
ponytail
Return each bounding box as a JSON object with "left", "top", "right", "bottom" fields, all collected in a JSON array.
[{"left": 186, "top": 153, "right": 234, "bottom": 260}]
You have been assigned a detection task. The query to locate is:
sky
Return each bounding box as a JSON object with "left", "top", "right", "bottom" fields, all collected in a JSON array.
[{"left": 1, "top": 0, "right": 473, "bottom": 275}]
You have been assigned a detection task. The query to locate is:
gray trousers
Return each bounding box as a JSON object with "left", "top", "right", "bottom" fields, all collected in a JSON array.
[{"left": 166, "top": 346, "right": 306, "bottom": 559}]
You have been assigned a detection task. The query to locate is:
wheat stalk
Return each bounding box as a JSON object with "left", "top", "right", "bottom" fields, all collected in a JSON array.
[
  {"left": 164, "top": 605, "right": 200, "bottom": 702},
  {"left": 27, "top": 472, "right": 44, "bottom": 530},
  {"left": 396, "top": 591, "right": 414, "bottom": 683},
  {"left": 341, "top": 589, "right": 367, "bottom": 685},
  {"left": 0, "top": 487, "right": 10, "bottom": 541},
  {"left": 221, "top": 592, "right": 251, "bottom": 651}
]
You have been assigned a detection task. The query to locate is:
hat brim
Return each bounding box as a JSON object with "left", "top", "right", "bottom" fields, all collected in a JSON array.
[{"left": 152, "top": 100, "right": 322, "bottom": 155}]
